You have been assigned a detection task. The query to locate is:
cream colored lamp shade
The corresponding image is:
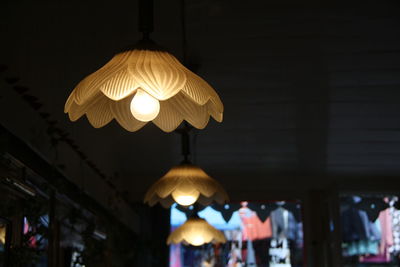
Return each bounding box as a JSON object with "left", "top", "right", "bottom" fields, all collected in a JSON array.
[
  {"left": 64, "top": 49, "right": 223, "bottom": 132},
  {"left": 167, "top": 217, "right": 226, "bottom": 246},
  {"left": 144, "top": 164, "right": 229, "bottom": 208}
]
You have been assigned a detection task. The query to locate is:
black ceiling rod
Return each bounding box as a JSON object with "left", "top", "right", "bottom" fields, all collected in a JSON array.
[
  {"left": 189, "top": 203, "right": 201, "bottom": 219},
  {"left": 180, "top": 0, "right": 188, "bottom": 64},
  {"left": 176, "top": 122, "right": 193, "bottom": 164},
  {"left": 138, "top": 0, "right": 154, "bottom": 41}
]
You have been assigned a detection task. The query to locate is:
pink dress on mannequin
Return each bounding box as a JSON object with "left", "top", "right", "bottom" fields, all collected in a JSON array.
[{"left": 361, "top": 202, "right": 394, "bottom": 263}]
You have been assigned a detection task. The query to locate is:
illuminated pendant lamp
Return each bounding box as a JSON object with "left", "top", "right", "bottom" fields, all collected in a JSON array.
[
  {"left": 64, "top": 0, "right": 223, "bottom": 132},
  {"left": 144, "top": 124, "right": 229, "bottom": 207},
  {"left": 167, "top": 212, "right": 226, "bottom": 246}
]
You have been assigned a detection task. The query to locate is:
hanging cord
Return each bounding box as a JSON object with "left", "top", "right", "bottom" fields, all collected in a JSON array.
[
  {"left": 179, "top": 1, "right": 201, "bottom": 165},
  {"left": 178, "top": 0, "right": 191, "bottom": 164},
  {"left": 192, "top": 130, "right": 199, "bottom": 164},
  {"left": 176, "top": 122, "right": 193, "bottom": 164},
  {"left": 138, "top": 0, "right": 154, "bottom": 40},
  {"left": 181, "top": 0, "right": 188, "bottom": 64},
  {"left": 189, "top": 203, "right": 201, "bottom": 219}
]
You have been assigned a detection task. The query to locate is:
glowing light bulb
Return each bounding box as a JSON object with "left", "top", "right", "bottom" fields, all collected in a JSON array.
[
  {"left": 190, "top": 235, "right": 205, "bottom": 246},
  {"left": 172, "top": 191, "right": 200, "bottom": 206},
  {"left": 167, "top": 217, "right": 227, "bottom": 246},
  {"left": 130, "top": 89, "right": 160, "bottom": 122}
]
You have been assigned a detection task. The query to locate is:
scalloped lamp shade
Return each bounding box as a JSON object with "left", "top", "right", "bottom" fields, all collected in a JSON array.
[
  {"left": 167, "top": 217, "right": 226, "bottom": 246},
  {"left": 144, "top": 164, "right": 229, "bottom": 208},
  {"left": 64, "top": 49, "right": 223, "bottom": 132}
]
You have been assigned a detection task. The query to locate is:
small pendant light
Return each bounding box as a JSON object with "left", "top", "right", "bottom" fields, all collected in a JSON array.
[
  {"left": 144, "top": 124, "right": 229, "bottom": 207},
  {"left": 64, "top": 0, "right": 223, "bottom": 132},
  {"left": 167, "top": 212, "right": 226, "bottom": 246},
  {"left": 144, "top": 163, "right": 229, "bottom": 207}
]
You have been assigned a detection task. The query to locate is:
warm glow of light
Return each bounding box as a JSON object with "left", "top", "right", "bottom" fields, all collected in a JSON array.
[
  {"left": 0, "top": 224, "right": 6, "bottom": 245},
  {"left": 64, "top": 49, "right": 223, "bottom": 132},
  {"left": 144, "top": 164, "right": 229, "bottom": 208},
  {"left": 191, "top": 235, "right": 205, "bottom": 246},
  {"left": 167, "top": 217, "right": 226, "bottom": 246},
  {"left": 130, "top": 89, "right": 160, "bottom": 121},
  {"left": 172, "top": 191, "right": 200, "bottom": 206}
]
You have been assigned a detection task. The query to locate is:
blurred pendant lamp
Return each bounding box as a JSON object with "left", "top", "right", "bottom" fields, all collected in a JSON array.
[
  {"left": 167, "top": 211, "right": 226, "bottom": 246},
  {"left": 144, "top": 124, "right": 229, "bottom": 207},
  {"left": 64, "top": 0, "right": 223, "bottom": 132}
]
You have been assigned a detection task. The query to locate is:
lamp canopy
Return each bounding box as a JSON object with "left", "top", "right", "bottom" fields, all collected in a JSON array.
[
  {"left": 64, "top": 0, "right": 223, "bottom": 132},
  {"left": 144, "top": 163, "right": 229, "bottom": 208},
  {"left": 167, "top": 216, "right": 226, "bottom": 246}
]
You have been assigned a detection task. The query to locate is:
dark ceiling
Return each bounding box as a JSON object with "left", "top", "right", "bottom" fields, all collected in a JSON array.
[{"left": 1, "top": 0, "right": 400, "bottom": 208}]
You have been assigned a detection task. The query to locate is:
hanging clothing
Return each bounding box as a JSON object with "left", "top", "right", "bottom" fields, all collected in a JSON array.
[
  {"left": 239, "top": 207, "right": 272, "bottom": 241},
  {"left": 225, "top": 230, "right": 243, "bottom": 244},
  {"left": 269, "top": 238, "right": 292, "bottom": 267},
  {"left": 358, "top": 210, "right": 382, "bottom": 241},
  {"left": 341, "top": 197, "right": 390, "bottom": 258},
  {"left": 295, "top": 222, "right": 304, "bottom": 249},
  {"left": 389, "top": 201, "right": 400, "bottom": 254},
  {"left": 170, "top": 244, "right": 182, "bottom": 267},
  {"left": 246, "top": 239, "right": 257, "bottom": 266},
  {"left": 341, "top": 205, "right": 369, "bottom": 243},
  {"left": 344, "top": 240, "right": 379, "bottom": 257},
  {"left": 341, "top": 203, "right": 380, "bottom": 240},
  {"left": 361, "top": 206, "right": 394, "bottom": 263},
  {"left": 201, "top": 244, "right": 216, "bottom": 267},
  {"left": 225, "top": 230, "right": 243, "bottom": 267},
  {"left": 270, "top": 207, "right": 297, "bottom": 241},
  {"left": 253, "top": 238, "right": 271, "bottom": 267},
  {"left": 356, "top": 198, "right": 390, "bottom": 222},
  {"left": 379, "top": 206, "right": 394, "bottom": 258},
  {"left": 227, "top": 244, "right": 242, "bottom": 267}
]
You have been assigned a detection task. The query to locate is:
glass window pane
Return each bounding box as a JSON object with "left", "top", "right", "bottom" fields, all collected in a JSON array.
[
  {"left": 169, "top": 201, "right": 305, "bottom": 267},
  {"left": 0, "top": 219, "right": 8, "bottom": 267},
  {"left": 340, "top": 195, "right": 400, "bottom": 267}
]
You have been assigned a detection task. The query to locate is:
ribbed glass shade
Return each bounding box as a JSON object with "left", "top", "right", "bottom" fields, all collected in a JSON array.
[
  {"left": 64, "top": 49, "right": 223, "bottom": 132},
  {"left": 144, "top": 164, "right": 229, "bottom": 208},
  {"left": 167, "top": 217, "right": 226, "bottom": 246}
]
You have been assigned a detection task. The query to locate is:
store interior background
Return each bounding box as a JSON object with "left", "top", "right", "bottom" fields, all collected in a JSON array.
[{"left": 0, "top": 0, "right": 400, "bottom": 266}]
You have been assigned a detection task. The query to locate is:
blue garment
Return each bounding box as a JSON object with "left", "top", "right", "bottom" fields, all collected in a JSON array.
[
  {"left": 270, "top": 207, "right": 298, "bottom": 241},
  {"left": 345, "top": 240, "right": 379, "bottom": 256},
  {"left": 341, "top": 198, "right": 383, "bottom": 257},
  {"left": 358, "top": 210, "right": 381, "bottom": 241},
  {"left": 341, "top": 206, "right": 368, "bottom": 242}
]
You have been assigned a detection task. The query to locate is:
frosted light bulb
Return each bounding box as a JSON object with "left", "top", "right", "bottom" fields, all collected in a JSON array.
[
  {"left": 190, "top": 235, "right": 205, "bottom": 246},
  {"left": 172, "top": 191, "right": 200, "bottom": 206},
  {"left": 130, "top": 89, "right": 160, "bottom": 122}
]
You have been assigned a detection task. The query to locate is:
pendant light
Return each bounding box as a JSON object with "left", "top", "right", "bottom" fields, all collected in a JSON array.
[
  {"left": 144, "top": 163, "right": 229, "bottom": 207},
  {"left": 64, "top": 0, "right": 223, "bottom": 132},
  {"left": 167, "top": 212, "right": 226, "bottom": 246},
  {"left": 144, "top": 124, "right": 229, "bottom": 207}
]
